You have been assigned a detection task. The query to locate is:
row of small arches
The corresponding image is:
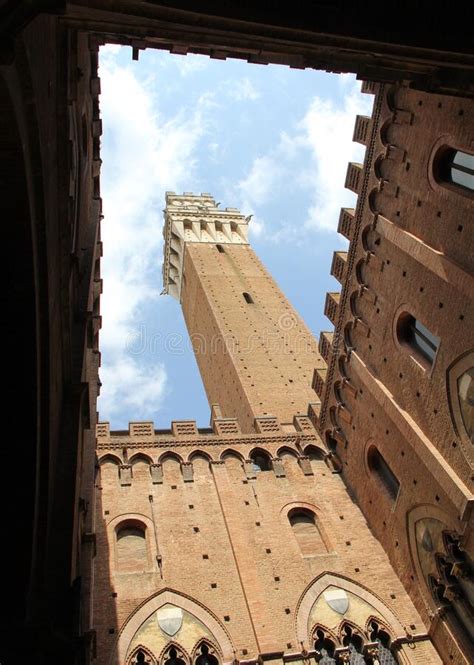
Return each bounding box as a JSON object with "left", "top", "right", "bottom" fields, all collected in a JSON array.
[
  {"left": 99, "top": 444, "right": 327, "bottom": 468},
  {"left": 130, "top": 641, "right": 219, "bottom": 665}
]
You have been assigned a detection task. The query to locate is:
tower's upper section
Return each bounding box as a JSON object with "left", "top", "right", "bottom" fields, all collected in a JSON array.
[{"left": 162, "top": 192, "right": 250, "bottom": 300}]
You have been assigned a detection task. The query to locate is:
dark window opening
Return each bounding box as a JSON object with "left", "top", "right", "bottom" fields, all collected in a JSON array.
[
  {"left": 367, "top": 446, "right": 400, "bottom": 501},
  {"left": 195, "top": 643, "right": 219, "bottom": 665},
  {"left": 397, "top": 313, "right": 439, "bottom": 367},
  {"left": 165, "top": 646, "right": 186, "bottom": 665},
  {"left": 243, "top": 291, "right": 254, "bottom": 304},
  {"left": 250, "top": 450, "right": 272, "bottom": 472},
  {"left": 437, "top": 148, "right": 474, "bottom": 193}
]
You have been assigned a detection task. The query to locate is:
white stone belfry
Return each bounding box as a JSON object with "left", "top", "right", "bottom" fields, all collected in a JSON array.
[{"left": 162, "top": 192, "right": 250, "bottom": 301}]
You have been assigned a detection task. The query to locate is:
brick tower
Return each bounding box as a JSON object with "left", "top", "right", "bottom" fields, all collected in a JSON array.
[
  {"left": 93, "top": 192, "right": 443, "bottom": 665},
  {"left": 162, "top": 192, "right": 324, "bottom": 432}
]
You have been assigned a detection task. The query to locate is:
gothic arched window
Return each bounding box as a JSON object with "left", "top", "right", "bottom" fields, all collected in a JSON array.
[
  {"left": 314, "top": 628, "right": 337, "bottom": 664},
  {"left": 368, "top": 621, "right": 398, "bottom": 664},
  {"left": 164, "top": 645, "right": 187, "bottom": 665},
  {"left": 416, "top": 519, "right": 474, "bottom": 644},
  {"left": 341, "top": 624, "right": 365, "bottom": 664},
  {"left": 195, "top": 643, "right": 219, "bottom": 665}
]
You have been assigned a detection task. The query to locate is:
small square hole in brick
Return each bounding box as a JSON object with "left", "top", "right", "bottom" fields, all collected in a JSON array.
[
  {"left": 171, "top": 485, "right": 177, "bottom": 490},
  {"left": 287, "top": 643, "right": 292, "bottom": 649},
  {"left": 266, "top": 548, "right": 271, "bottom": 553},
  {"left": 354, "top": 567, "right": 360, "bottom": 572},
  {"left": 339, "top": 515, "right": 344, "bottom": 520},
  {"left": 108, "top": 628, "right": 115, "bottom": 634},
  {"left": 346, "top": 541, "right": 351, "bottom": 546},
  {"left": 224, "top": 615, "right": 230, "bottom": 622},
  {"left": 410, "top": 624, "right": 416, "bottom": 630},
  {"left": 390, "top": 593, "right": 396, "bottom": 599},
  {"left": 202, "top": 554, "right": 209, "bottom": 560},
  {"left": 285, "top": 608, "right": 291, "bottom": 614},
  {"left": 104, "top": 510, "right": 109, "bottom": 515},
  {"left": 242, "top": 650, "right": 248, "bottom": 656},
  {"left": 189, "top": 504, "right": 194, "bottom": 509},
  {"left": 255, "top": 521, "right": 261, "bottom": 526},
  {"left": 193, "top": 527, "right": 200, "bottom": 533},
  {"left": 111, "top": 592, "right": 117, "bottom": 598},
  {"left": 274, "top": 576, "right": 280, "bottom": 582},
  {"left": 211, "top": 583, "right": 217, "bottom": 588},
  {"left": 242, "top": 480, "right": 248, "bottom": 484},
  {"left": 244, "top": 500, "right": 249, "bottom": 505}
]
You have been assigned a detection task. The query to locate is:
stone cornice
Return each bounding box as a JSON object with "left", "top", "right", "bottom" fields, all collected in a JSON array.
[{"left": 96, "top": 432, "right": 321, "bottom": 450}]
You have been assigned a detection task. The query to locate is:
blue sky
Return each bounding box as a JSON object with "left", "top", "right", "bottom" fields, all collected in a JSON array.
[{"left": 97, "top": 45, "right": 373, "bottom": 429}]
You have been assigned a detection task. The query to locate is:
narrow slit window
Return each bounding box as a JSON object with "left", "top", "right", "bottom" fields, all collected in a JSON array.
[
  {"left": 243, "top": 292, "right": 254, "bottom": 304},
  {"left": 216, "top": 244, "right": 225, "bottom": 253},
  {"left": 367, "top": 446, "right": 400, "bottom": 501}
]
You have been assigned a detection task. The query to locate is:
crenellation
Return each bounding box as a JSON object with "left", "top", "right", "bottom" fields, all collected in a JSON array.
[
  {"left": 353, "top": 114, "right": 371, "bottom": 145},
  {"left": 345, "top": 162, "right": 363, "bottom": 193},
  {"left": 324, "top": 291, "right": 340, "bottom": 325},
  {"left": 338, "top": 207, "right": 355, "bottom": 240}
]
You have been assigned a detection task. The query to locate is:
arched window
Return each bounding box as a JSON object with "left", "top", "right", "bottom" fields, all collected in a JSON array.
[
  {"left": 216, "top": 244, "right": 225, "bottom": 253},
  {"left": 341, "top": 624, "right": 365, "bottom": 664},
  {"left": 367, "top": 446, "right": 400, "bottom": 502},
  {"left": 437, "top": 148, "right": 474, "bottom": 193},
  {"left": 250, "top": 449, "right": 272, "bottom": 472},
  {"left": 289, "top": 509, "right": 328, "bottom": 556},
  {"left": 369, "top": 620, "right": 398, "bottom": 664},
  {"left": 130, "top": 648, "right": 154, "bottom": 665},
  {"left": 195, "top": 643, "right": 219, "bottom": 665},
  {"left": 396, "top": 312, "right": 439, "bottom": 368},
  {"left": 116, "top": 521, "right": 148, "bottom": 573},
  {"left": 164, "top": 645, "right": 187, "bottom": 665},
  {"left": 243, "top": 292, "right": 254, "bottom": 304},
  {"left": 314, "top": 628, "right": 336, "bottom": 664}
]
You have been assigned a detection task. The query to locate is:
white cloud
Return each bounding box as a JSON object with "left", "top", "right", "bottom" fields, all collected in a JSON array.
[
  {"left": 298, "top": 80, "right": 373, "bottom": 231},
  {"left": 97, "top": 48, "right": 210, "bottom": 422},
  {"left": 170, "top": 53, "right": 209, "bottom": 77},
  {"left": 99, "top": 357, "right": 167, "bottom": 421},
  {"left": 229, "top": 77, "right": 260, "bottom": 101},
  {"left": 230, "top": 77, "right": 373, "bottom": 242},
  {"left": 235, "top": 155, "right": 283, "bottom": 237}
]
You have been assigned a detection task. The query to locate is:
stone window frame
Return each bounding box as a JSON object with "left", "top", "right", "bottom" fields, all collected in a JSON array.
[{"left": 446, "top": 349, "right": 474, "bottom": 466}]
